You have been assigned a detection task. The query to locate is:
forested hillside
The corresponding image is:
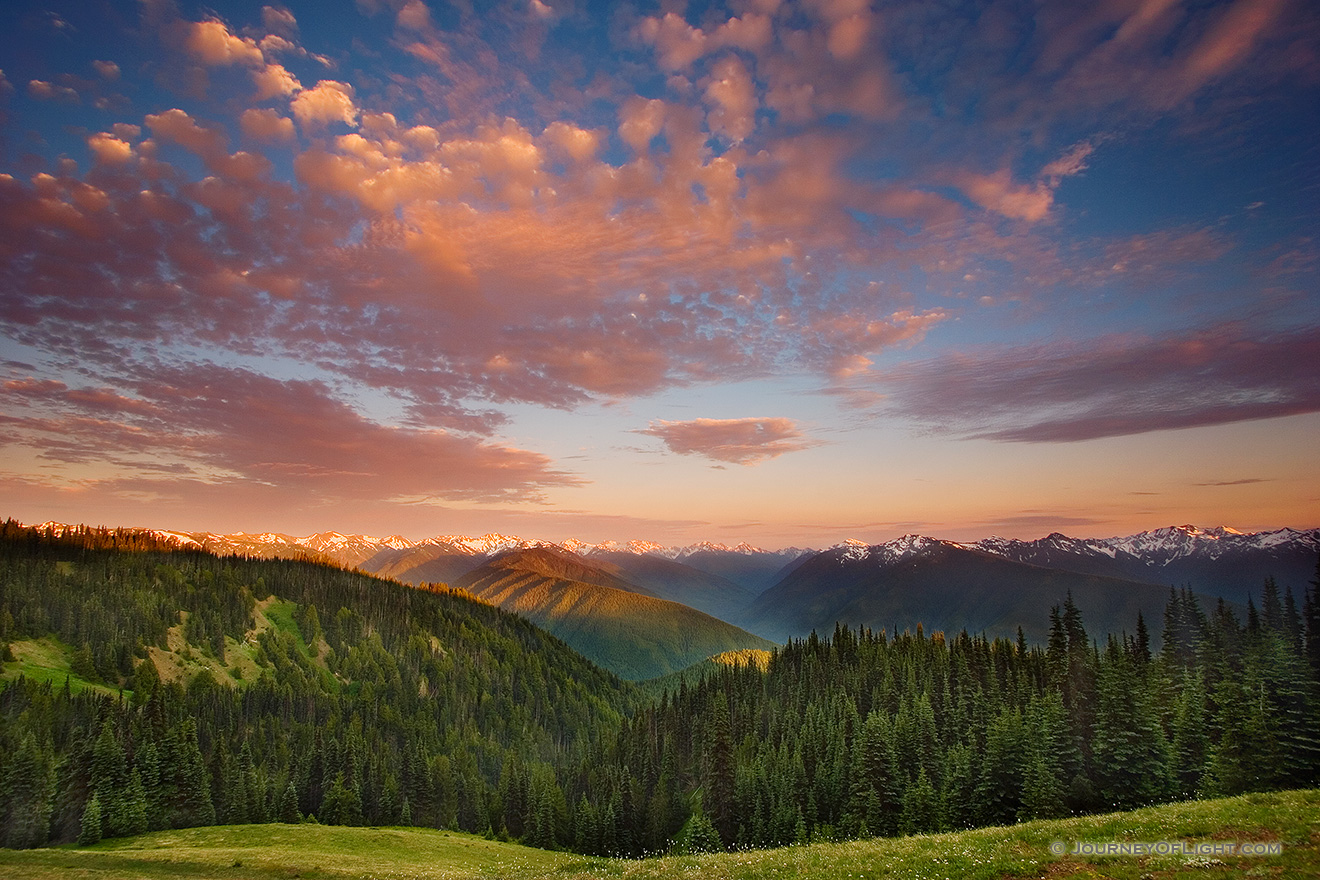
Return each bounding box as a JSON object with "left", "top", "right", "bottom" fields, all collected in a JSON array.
[
  {"left": 0, "top": 521, "right": 633, "bottom": 848},
  {"left": 568, "top": 580, "right": 1320, "bottom": 856}
]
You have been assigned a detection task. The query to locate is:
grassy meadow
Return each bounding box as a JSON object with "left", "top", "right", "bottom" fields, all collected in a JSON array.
[{"left": 1, "top": 789, "right": 1315, "bottom": 880}]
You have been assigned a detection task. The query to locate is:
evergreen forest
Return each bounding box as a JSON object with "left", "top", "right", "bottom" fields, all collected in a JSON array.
[{"left": 1, "top": 520, "right": 1318, "bottom": 857}]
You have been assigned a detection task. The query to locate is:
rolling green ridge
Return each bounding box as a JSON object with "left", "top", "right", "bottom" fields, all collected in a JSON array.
[
  {"left": 454, "top": 548, "right": 775, "bottom": 680},
  {"left": 0, "top": 789, "right": 1315, "bottom": 879}
]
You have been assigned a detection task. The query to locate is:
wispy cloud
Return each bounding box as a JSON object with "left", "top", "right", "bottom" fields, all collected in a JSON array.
[{"left": 881, "top": 323, "right": 1320, "bottom": 442}]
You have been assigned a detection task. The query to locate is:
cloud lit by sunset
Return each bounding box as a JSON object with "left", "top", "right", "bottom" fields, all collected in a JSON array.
[{"left": 1, "top": 0, "right": 1316, "bottom": 545}]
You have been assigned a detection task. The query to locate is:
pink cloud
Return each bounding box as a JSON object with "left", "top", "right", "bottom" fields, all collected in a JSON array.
[
  {"left": 954, "top": 168, "right": 1054, "bottom": 223},
  {"left": 240, "top": 108, "right": 296, "bottom": 143},
  {"left": 0, "top": 365, "right": 579, "bottom": 502},
  {"left": 252, "top": 62, "right": 301, "bottom": 100},
  {"left": 186, "top": 20, "right": 264, "bottom": 67},
  {"left": 703, "top": 55, "right": 758, "bottom": 142},
  {"left": 87, "top": 132, "right": 134, "bottom": 165},
  {"left": 291, "top": 80, "right": 358, "bottom": 128},
  {"left": 638, "top": 417, "right": 818, "bottom": 465},
  {"left": 28, "top": 79, "right": 80, "bottom": 103}
]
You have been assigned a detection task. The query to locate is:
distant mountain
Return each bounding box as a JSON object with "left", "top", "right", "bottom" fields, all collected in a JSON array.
[
  {"left": 971, "top": 525, "right": 1320, "bottom": 599},
  {"left": 25, "top": 519, "right": 1315, "bottom": 632},
  {"left": 665, "top": 547, "right": 812, "bottom": 595},
  {"left": 453, "top": 547, "right": 774, "bottom": 680},
  {"left": 359, "top": 543, "right": 488, "bottom": 586},
  {"left": 745, "top": 536, "right": 1180, "bottom": 644},
  {"left": 581, "top": 550, "right": 757, "bottom": 622}
]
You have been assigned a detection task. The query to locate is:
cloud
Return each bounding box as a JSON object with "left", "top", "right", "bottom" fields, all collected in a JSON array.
[
  {"left": 28, "top": 79, "right": 80, "bottom": 103},
  {"left": 87, "top": 132, "right": 134, "bottom": 164},
  {"left": 882, "top": 323, "right": 1320, "bottom": 442},
  {"left": 252, "top": 62, "right": 301, "bottom": 99},
  {"left": 240, "top": 108, "right": 296, "bottom": 143},
  {"left": 637, "top": 417, "right": 818, "bottom": 465},
  {"left": 291, "top": 80, "right": 358, "bottom": 128},
  {"left": 261, "top": 5, "right": 299, "bottom": 38},
  {"left": 977, "top": 514, "right": 1107, "bottom": 531},
  {"left": 0, "top": 366, "right": 579, "bottom": 503},
  {"left": 186, "top": 20, "right": 264, "bottom": 67},
  {"left": 703, "top": 55, "right": 757, "bottom": 142}
]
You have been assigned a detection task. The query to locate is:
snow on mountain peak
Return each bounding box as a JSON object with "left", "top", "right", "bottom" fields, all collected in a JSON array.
[{"left": 830, "top": 534, "right": 947, "bottom": 565}]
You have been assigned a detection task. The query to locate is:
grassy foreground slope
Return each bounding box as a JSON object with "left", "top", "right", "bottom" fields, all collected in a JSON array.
[{"left": 2, "top": 789, "right": 1315, "bottom": 880}]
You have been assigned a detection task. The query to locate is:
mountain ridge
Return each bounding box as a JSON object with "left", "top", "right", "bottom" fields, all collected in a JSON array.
[{"left": 25, "top": 519, "right": 1317, "bottom": 571}]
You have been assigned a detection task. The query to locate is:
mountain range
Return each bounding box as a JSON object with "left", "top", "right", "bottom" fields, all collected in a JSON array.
[{"left": 23, "top": 520, "right": 1319, "bottom": 674}]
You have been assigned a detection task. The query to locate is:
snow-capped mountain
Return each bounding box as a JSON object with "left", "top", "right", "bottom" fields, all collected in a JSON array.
[
  {"left": 969, "top": 525, "right": 1320, "bottom": 599},
  {"left": 21, "top": 518, "right": 1316, "bottom": 602},
  {"left": 829, "top": 535, "right": 948, "bottom": 565}
]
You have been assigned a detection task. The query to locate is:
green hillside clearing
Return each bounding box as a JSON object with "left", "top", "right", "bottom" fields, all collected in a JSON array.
[
  {"left": 0, "top": 636, "right": 119, "bottom": 696},
  {"left": 1, "top": 789, "right": 1314, "bottom": 880}
]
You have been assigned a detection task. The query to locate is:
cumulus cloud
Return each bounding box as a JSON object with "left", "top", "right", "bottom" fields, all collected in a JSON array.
[
  {"left": 186, "top": 20, "right": 264, "bottom": 66},
  {"left": 291, "top": 80, "right": 358, "bottom": 128},
  {"left": 637, "top": 417, "right": 818, "bottom": 465},
  {"left": 252, "top": 62, "right": 301, "bottom": 99},
  {"left": 87, "top": 132, "right": 134, "bottom": 164},
  {"left": 703, "top": 55, "right": 757, "bottom": 142},
  {"left": 239, "top": 108, "right": 296, "bottom": 142}
]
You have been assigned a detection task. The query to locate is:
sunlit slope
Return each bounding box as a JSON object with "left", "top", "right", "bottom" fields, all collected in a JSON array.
[{"left": 455, "top": 548, "right": 775, "bottom": 680}]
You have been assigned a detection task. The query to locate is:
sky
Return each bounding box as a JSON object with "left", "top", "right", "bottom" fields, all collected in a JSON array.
[{"left": 1, "top": 0, "right": 1318, "bottom": 548}]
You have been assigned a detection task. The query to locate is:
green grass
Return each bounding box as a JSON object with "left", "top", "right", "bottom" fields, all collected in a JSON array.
[
  {"left": 0, "top": 823, "right": 584, "bottom": 880},
  {"left": 1, "top": 790, "right": 1316, "bottom": 880},
  {"left": 0, "top": 636, "right": 120, "bottom": 697}
]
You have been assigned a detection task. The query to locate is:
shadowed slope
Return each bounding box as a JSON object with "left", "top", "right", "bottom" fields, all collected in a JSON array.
[{"left": 747, "top": 539, "right": 1179, "bottom": 643}]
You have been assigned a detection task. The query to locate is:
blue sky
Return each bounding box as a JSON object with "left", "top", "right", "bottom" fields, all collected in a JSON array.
[{"left": 1, "top": 0, "right": 1317, "bottom": 545}]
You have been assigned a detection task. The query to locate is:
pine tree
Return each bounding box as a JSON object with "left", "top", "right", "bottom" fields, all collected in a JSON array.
[
  {"left": 279, "top": 780, "right": 302, "bottom": 824},
  {"left": 972, "top": 706, "right": 1024, "bottom": 825},
  {"left": 1091, "top": 639, "right": 1171, "bottom": 810},
  {"left": 2, "top": 733, "right": 54, "bottom": 848},
  {"left": 172, "top": 719, "right": 216, "bottom": 828},
  {"left": 1168, "top": 669, "right": 1209, "bottom": 799},
  {"left": 1018, "top": 692, "right": 1069, "bottom": 821},
  {"left": 939, "top": 742, "right": 975, "bottom": 831},
  {"left": 91, "top": 719, "right": 129, "bottom": 838},
  {"left": 78, "top": 792, "right": 103, "bottom": 846},
  {"left": 702, "top": 692, "right": 735, "bottom": 846},
  {"left": 898, "top": 767, "right": 938, "bottom": 834},
  {"left": 675, "top": 809, "right": 721, "bottom": 854}
]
